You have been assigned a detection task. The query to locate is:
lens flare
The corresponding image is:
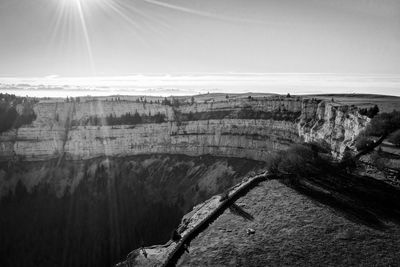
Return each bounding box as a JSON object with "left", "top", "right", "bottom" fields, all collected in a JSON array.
[{"left": 50, "top": 0, "right": 174, "bottom": 76}]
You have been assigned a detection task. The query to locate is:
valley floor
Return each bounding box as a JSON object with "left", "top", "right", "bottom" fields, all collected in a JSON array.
[{"left": 177, "top": 180, "right": 400, "bottom": 266}]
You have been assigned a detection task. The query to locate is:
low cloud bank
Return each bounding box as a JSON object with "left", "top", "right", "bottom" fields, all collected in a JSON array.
[{"left": 1, "top": 73, "right": 399, "bottom": 97}]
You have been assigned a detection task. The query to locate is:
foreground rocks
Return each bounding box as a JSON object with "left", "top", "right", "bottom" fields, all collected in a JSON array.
[{"left": 117, "top": 171, "right": 269, "bottom": 267}]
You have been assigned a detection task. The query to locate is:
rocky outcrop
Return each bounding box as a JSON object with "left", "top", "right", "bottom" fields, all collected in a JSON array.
[
  {"left": 0, "top": 97, "right": 368, "bottom": 162},
  {"left": 298, "top": 100, "right": 369, "bottom": 157}
]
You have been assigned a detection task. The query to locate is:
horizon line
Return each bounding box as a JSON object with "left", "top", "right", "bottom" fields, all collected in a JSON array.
[{"left": 1, "top": 72, "right": 400, "bottom": 79}]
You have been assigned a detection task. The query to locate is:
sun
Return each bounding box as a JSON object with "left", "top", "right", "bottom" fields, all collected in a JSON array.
[
  {"left": 54, "top": 0, "right": 99, "bottom": 73},
  {"left": 51, "top": 0, "right": 155, "bottom": 76}
]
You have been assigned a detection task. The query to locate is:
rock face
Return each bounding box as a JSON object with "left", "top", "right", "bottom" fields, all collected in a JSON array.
[
  {"left": 298, "top": 100, "right": 369, "bottom": 157},
  {"left": 0, "top": 96, "right": 371, "bottom": 267},
  {"left": 0, "top": 97, "right": 368, "bottom": 162}
]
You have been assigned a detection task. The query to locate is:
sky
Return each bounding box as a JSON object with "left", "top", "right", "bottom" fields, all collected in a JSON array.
[{"left": 0, "top": 0, "right": 399, "bottom": 96}]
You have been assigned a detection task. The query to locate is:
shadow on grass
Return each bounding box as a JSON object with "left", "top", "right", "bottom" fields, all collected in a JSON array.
[
  {"left": 229, "top": 203, "right": 254, "bottom": 221},
  {"left": 163, "top": 174, "right": 268, "bottom": 267},
  {"left": 279, "top": 172, "right": 400, "bottom": 231}
]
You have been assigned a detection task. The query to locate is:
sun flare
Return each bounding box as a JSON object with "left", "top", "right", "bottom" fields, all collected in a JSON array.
[{"left": 63, "top": 0, "right": 95, "bottom": 7}]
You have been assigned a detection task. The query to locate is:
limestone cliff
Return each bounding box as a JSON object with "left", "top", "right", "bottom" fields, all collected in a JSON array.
[
  {"left": 0, "top": 96, "right": 368, "bottom": 162},
  {"left": 0, "top": 95, "right": 372, "bottom": 267},
  {"left": 298, "top": 99, "right": 369, "bottom": 157}
]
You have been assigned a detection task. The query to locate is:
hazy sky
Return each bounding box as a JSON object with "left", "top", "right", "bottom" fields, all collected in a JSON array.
[{"left": 0, "top": 0, "right": 399, "bottom": 77}]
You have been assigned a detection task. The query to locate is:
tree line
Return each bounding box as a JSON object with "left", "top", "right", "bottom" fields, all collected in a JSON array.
[
  {"left": 356, "top": 110, "right": 400, "bottom": 150},
  {"left": 358, "top": 105, "right": 379, "bottom": 118},
  {"left": 0, "top": 94, "right": 37, "bottom": 133},
  {"left": 71, "top": 112, "right": 166, "bottom": 126}
]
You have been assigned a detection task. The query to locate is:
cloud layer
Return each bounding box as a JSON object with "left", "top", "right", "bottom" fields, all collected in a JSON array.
[{"left": 1, "top": 73, "right": 399, "bottom": 97}]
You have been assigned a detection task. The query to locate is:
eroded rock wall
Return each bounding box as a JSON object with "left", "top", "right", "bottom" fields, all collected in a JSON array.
[
  {"left": 64, "top": 119, "right": 298, "bottom": 161},
  {"left": 298, "top": 100, "right": 369, "bottom": 157},
  {"left": 0, "top": 97, "right": 368, "bottom": 162}
]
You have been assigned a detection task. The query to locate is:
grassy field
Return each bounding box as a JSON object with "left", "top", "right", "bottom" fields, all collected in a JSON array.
[
  {"left": 178, "top": 180, "right": 400, "bottom": 266},
  {"left": 183, "top": 93, "right": 400, "bottom": 113},
  {"left": 304, "top": 94, "right": 400, "bottom": 113}
]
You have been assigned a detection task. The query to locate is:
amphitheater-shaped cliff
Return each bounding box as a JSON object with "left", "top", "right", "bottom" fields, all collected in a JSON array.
[
  {"left": 0, "top": 95, "right": 369, "bottom": 267},
  {"left": 0, "top": 96, "right": 367, "bottom": 162}
]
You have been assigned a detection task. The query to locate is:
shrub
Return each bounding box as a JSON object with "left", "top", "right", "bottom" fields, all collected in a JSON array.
[
  {"left": 355, "top": 134, "right": 374, "bottom": 151},
  {"left": 0, "top": 97, "right": 37, "bottom": 133},
  {"left": 161, "top": 97, "right": 171, "bottom": 106},
  {"left": 0, "top": 106, "right": 18, "bottom": 132},
  {"left": 388, "top": 129, "right": 400, "bottom": 147},
  {"left": 354, "top": 110, "right": 400, "bottom": 153},
  {"left": 340, "top": 149, "right": 356, "bottom": 171},
  {"left": 371, "top": 151, "right": 386, "bottom": 171},
  {"left": 365, "top": 110, "right": 400, "bottom": 137},
  {"left": 14, "top": 112, "right": 37, "bottom": 128},
  {"left": 359, "top": 105, "right": 379, "bottom": 118},
  {"left": 172, "top": 98, "right": 180, "bottom": 108},
  {"left": 237, "top": 108, "right": 301, "bottom": 122},
  {"left": 267, "top": 143, "right": 331, "bottom": 177},
  {"left": 73, "top": 112, "right": 166, "bottom": 126}
]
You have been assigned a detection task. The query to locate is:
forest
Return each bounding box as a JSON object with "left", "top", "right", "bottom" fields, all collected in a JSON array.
[{"left": 0, "top": 94, "right": 37, "bottom": 133}]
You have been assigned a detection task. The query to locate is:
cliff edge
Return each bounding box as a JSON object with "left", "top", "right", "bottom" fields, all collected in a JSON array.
[{"left": 0, "top": 96, "right": 368, "bottom": 162}]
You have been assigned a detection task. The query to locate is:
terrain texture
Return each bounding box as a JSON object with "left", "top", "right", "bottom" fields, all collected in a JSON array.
[
  {"left": 0, "top": 95, "right": 367, "bottom": 162},
  {"left": 177, "top": 179, "right": 400, "bottom": 266},
  {"left": 0, "top": 93, "right": 399, "bottom": 267}
]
